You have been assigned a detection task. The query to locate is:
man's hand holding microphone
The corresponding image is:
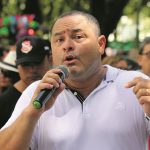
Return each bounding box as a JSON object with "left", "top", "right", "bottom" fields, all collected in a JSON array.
[{"left": 28, "top": 66, "right": 69, "bottom": 115}]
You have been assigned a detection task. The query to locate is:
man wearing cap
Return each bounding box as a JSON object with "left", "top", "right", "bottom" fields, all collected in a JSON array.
[
  {"left": 0, "top": 36, "right": 52, "bottom": 128},
  {"left": 0, "top": 50, "right": 20, "bottom": 94}
]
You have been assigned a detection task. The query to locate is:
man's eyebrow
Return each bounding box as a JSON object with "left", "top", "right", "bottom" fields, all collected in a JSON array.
[
  {"left": 53, "top": 29, "right": 83, "bottom": 36},
  {"left": 72, "top": 29, "right": 82, "bottom": 33},
  {"left": 53, "top": 31, "right": 64, "bottom": 36}
]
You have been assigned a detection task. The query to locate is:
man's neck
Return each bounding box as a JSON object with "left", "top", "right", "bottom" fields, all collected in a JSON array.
[
  {"left": 65, "top": 66, "right": 107, "bottom": 98},
  {"left": 14, "top": 80, "right": 29, "bottom": 93}
]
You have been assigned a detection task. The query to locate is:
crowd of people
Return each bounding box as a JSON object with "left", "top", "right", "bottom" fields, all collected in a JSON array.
[
  {"left": 0, "top": 36, "right": 52, "bottom": 128},
  {"left": 0, "top": 10, "right": 150, "bottom": 150}
]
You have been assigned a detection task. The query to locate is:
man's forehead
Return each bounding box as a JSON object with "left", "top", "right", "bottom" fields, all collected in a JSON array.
[{"left": 52, "top": 15, "right": 88, "bottom": 32}]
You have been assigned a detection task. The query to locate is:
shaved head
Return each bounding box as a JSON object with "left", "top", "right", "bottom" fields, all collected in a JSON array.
[{"left": 50, "top": 10, "right": 101, "bottom": 37}]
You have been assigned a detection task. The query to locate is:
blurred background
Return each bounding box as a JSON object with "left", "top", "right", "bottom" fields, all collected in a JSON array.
[{"left": 0, "top": 0, "right": 150, "bottom": 59}]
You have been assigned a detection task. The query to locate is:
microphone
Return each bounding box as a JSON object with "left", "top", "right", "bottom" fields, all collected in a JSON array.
[{"left": 33, "top": 65, "right": 69, "bottom": 109}]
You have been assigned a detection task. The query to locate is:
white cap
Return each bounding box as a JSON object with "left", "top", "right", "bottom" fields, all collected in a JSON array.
[{"left": 0, "top": 51, "right": 18, "bottom": 72}]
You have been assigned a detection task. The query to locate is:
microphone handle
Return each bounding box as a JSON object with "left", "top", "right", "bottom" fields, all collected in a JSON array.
[{"left": 33, "top": 86, "right": 57, "bottom": 109}]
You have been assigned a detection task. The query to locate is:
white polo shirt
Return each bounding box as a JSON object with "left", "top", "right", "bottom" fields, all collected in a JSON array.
[{"left": 3, "top": 65, "right": 150, "bottom": 150}]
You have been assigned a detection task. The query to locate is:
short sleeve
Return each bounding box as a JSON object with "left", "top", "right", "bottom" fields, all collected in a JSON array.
[{"left": 1, "top": 80, "right": 40, "bottom": 130}]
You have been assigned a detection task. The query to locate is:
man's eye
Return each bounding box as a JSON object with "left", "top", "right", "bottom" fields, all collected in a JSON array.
[
  {"left": 57, "top": 39, "right": 63, "bottom": 43},
  {"left": 55, "top": 37, "right": 64, "bottom": 43},
  {"left": 74, "top": 35, "right": 82, "bottom": 39}
]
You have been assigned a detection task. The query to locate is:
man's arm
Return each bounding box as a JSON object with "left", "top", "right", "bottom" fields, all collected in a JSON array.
[
  {"left": 0, "top": 68, "right": 66, "bottom": 150},
  {"left": 0, "top": 106, "right": 41, "bottom": 150}
]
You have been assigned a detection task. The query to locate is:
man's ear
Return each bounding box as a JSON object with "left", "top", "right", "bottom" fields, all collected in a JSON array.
[{"left": 98, "top": 35, "right": 106, "bottom": 55}]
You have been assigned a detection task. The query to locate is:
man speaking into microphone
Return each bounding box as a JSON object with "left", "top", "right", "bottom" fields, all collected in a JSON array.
[{"left": 1, "top": 10, "right": 150, "bottom": 150}]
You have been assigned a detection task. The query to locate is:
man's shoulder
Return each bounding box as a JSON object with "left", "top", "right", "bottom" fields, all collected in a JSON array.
[
  {"left": 118, "top": 69, "right": 148, "bottom": 81},
  {"left": 106, "top": 65, "right": 148, "bottom": 78},
  {"left": 106, "top": 65, "right": 149, "bottom": 85}
]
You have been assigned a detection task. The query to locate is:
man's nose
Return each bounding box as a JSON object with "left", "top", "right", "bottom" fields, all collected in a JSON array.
[{"left": 63, "top": 39, "right": 74, "bottom": 51}]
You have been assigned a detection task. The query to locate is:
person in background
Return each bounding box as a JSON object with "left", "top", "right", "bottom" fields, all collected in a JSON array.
[
  {"left": 137, "top": 36, "right": 150, "bottom": 76},
  {"left": 125, "top": 57, "right": 140, "bottom": 70},
  {"left": 102, "top": 55, "right": 140, "bottom": 70},
  {"left": 1, "top": 10, "right": 150, "bottom": 150},
  {"left": 0, "top": 36, "right": 52, "bottom": 128},
  {"left": 102, "top": 55, "right": 128, "bottom": 70},
  {"left": 137, "top": 36, "right": 150, "bottom": 150},
  {"left": 0, "top": 45, "right": 8, "bottom": 61},
  {"left": 0, "top": 50, "right": 20, "bottom": 94}
]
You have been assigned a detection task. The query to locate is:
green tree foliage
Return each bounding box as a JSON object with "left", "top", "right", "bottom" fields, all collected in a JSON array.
[
  {"left": 0, "top": 0, "right": 90, "bottom": 42},
  {"left": 0, "top": 0, "right": 131, "bottom": 43},
  {"left": 122, "top": 0, "right": 150, "bottom": 44},
  {"left": 124, "top": 0, "right": 150, "bottom": 17},
  {"left": 0, "top": 0, "right": 90, "bottom": 29}
]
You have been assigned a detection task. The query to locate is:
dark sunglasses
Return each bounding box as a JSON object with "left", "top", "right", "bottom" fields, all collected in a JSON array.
[
  {"left": 0, "top": 69, "right": 17, "bottom": 78},
  {"left": 20, "top": 61, "right": 42, "bottom": 67}
]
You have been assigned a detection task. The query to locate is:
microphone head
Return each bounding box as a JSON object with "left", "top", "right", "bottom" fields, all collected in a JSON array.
[{"left": 58, "top": 65, "right": 69, "bottom": 79}]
